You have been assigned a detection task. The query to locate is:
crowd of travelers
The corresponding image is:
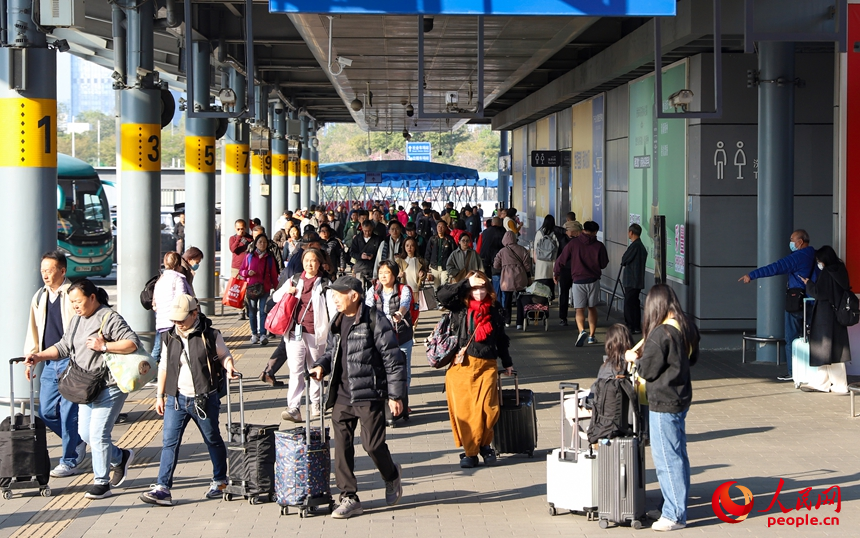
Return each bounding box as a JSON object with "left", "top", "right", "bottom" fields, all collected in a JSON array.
[{"left": 17, "top": 198, "right": 852, "bottom": 530}]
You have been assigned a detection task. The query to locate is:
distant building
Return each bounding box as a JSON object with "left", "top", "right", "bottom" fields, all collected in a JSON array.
[{"left": 70, "top": 56, "right": 114, "bottom": 118}]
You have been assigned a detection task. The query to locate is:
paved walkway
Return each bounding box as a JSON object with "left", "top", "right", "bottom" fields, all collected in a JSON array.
[{"left": 1, "top": 304, "right": 858, "bottom": 537}]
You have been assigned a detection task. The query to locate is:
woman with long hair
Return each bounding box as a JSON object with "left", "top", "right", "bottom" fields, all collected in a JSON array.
[
  {"left": 625, "top": 284, "right": 699, "bottom": 531},
  {"left": 239, "top": 234, "right": 279, "bottom": 345},
  {"left": 396, "top": 237, "right": 429, "bottom": 293},
  {"left": 25, "top": 279, "right": 141, "bottom": 500},
  {"left": 799, "top": 245, "right": 852, "bottom": 393},
  {"left": 273, "top": 248, "right": 337, "bottom": 422},
  {"left": 437, "top": 271, "right": 513, "bottom": 468}
]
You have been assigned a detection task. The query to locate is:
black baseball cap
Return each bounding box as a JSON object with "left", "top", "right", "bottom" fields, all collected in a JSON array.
[{"left": 328, "top": 276, "right": 364, "bottom": 295}]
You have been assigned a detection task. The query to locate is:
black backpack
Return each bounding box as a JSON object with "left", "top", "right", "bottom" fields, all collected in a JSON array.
[
  {"left": 139, "top": 274, "right": 161, "bottom": 310},
  {"left": 586, "top": 374, "right": 639, "bottom": 444}
]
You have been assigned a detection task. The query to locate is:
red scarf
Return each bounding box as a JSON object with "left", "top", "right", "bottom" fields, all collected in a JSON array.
[{"left": 467, "top": 299, "right": 493, "bottom": 342}]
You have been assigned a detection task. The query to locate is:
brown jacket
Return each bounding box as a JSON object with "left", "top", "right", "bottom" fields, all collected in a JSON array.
[{"left": 493, "top": 231, "right": 532, "bottom": 292}]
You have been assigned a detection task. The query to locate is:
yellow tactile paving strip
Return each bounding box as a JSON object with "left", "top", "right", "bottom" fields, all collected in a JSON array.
[{"left": 11, "top": 316, "right": 246, "bottom": 538}]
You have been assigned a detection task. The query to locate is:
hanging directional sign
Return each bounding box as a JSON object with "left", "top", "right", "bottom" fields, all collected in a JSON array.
[
  {"left": 531, "top": 150, "right": 560, "bottom": 168},
  {"left": 269, "top": 0, "right": 676, "bottom": 16}
]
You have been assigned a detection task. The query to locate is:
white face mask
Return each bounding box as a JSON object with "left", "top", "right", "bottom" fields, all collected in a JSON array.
[
  {"left": 818, "top": 262, "right": 825, "bottom": 270},
  {"left": 471, "top": 288, "right": 487, "bottom": 302}
]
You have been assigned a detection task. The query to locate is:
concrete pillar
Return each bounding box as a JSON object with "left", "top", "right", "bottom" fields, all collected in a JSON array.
[
  {"left": 185, "top": 40, "right": 216, "bottom": 314},
  {"left": 220, "top": 69, "right": 249, "bottom": 282},
  {"left": 300, "top": 116, "right": 310, "bottom": 210},
  {"left": 0, "top": 0, "right": 55, "bottom": 404},
  {"left": 310, "top": 120, "right": 319, "bottom": 205},
  {"left": 287, "top": 111, "right": 299, "bottom": 212},
  {"left": 118, "top": 0, "right": 160, "bottom": 347},
  {"left": 756, "top": 42, "right": 795, "bottom": 363},
  {"left": 499, "top": 130, "right": 510, "bottom": 207},
  {"left": 271, "top": 107, "right": 288, "bottom": 228},
  {"left": 250, "top": 85, "right": 271, "bottom": 232}
]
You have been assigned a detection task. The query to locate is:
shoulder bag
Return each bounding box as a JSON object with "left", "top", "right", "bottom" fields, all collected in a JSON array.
[
  {"left": 58, "top": 317, "right": 107, "bottom": 404},
  {"left": 786, "top": 264, "right": 814, "bottom": 313}
]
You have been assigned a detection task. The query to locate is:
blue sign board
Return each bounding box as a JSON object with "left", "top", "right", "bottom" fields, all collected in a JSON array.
[
  {"left": 270, "top": 0, "right": 676, "bottom": 16},
  {"left": 406, "top": 141, "right": 432, "bottom": 162}
]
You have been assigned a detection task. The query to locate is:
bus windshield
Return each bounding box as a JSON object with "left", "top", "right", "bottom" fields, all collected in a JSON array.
[{"left": 58, "top": 179, "right": 111, "bottom": 243}]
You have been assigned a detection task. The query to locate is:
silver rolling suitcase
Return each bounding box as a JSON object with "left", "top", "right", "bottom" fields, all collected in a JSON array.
[
  {"left": 546, "top": 382, "right": 598, "bottom": 518},
  {"left": 597, "top": 374, "right": 645, "bottom": 529}
]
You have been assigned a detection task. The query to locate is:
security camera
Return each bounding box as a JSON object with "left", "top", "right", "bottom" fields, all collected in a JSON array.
[
  {"left": 218, "top": 88, "right": 237, "bottom": 107},
  {"left": 274, "top": 101, "right": 285, "bottom": 114},
  {"left": 668, "top": 89, "right": 694, "bottom": 112},
  {"left": 336, "top": 56, "right": 353, "bottom": 68},
  {"left": 406, "top": 104, "right": 414, "bottom": 117},
  {"left": 51, "top": 39, "right": 70, "bottom": 52}
]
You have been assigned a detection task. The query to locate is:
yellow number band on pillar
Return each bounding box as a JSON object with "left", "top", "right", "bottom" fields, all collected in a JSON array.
[
  {"left": 272, "top": 154, "right": 287, "bottom": 176},
  {"left": 185, "top": 136, "right": 216, "bottom": 173},
  {"left": 252, "top": 153, "right": 266, "bottom": 175},
  {"left": 225, "top": 144, "right": 250, "bottom": 174},
  {"left": 311, "top": 162, "right": 319, "bottom": 177},
  {"left": 0, "top": 98, "right": 57, "bottom": 168},
  {"left": 120, "top": 123, "right": 161, "bottom": 172},
  {"left": 301, "top": 159, "right": 310, "bottom": 176},
  {"left": 288, "top": 159, "right": 299, "bottom": 176}
]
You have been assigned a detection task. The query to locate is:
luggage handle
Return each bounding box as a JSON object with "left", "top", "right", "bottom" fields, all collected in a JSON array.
[
  {"left": 803, "top": 297, "right": 814, "bottom": 343},
  {"left": 225, "top": 373, "right": 245, "bottom": 445},
  {"left": 558, "top": 382, "right": 580, "bottom": 462},
  {"left": 303, "top": 370, "right": 326, "bottom": 442},
  {"left": 8, "top": 358, "right": 35, "bottom": 430},
  {"left": 497, "top": 369, "right": 519, "bottom": 407}
]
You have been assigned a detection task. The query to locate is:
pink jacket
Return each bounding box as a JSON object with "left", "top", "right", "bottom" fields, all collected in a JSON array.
[
  {"left": 239, "top": 251, "right": 279, "bottom": 294},
  {"left": 397, "top": 211, "right": 408, "bottom": 227},
  {"left": 493, "top": 232, "right": 532, "bottom": 292}
]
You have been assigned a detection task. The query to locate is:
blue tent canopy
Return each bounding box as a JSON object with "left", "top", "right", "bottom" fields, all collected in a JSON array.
[{"left": 319, "top": 160, "right": 496, "bottom": 187}]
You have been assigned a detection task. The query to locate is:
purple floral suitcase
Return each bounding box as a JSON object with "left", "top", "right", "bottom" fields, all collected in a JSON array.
[{"left": 274, "top": 373, "right": 334, "bottom": 517}]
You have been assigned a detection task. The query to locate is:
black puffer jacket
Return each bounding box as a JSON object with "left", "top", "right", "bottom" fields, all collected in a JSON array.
[
  {"left": 436, "top": 280, "right": 513, "bottom": 368},
  {"left": 315, "top": 303, "right": 406, "bottom": 409}
]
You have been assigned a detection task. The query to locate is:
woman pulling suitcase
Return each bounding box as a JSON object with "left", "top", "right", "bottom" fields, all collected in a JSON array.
[{"left": 436, "top": 271, "right": 513, "bottom": 468}]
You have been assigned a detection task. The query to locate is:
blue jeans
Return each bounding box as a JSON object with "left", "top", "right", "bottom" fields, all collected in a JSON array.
[
  {"left": 247, "top": 296, "right": 267, "bottom": 337},
  {"left": 78, "top": 385, "right": 127, "bottom": 485},
  {"left": 38, "top": 358, "right": 82, "bottom": 467},
  {"left": 151, "top": 330, "right": 166, "bottom": 361},
  {"left": 157, "top": 392, "right": 227, "bottom": 489},
  {"left": 785, "top": 310, "right": 805, "bottom": 375},
  {"left": 649, "top": 409, "right": 690, "bottom": 525},
  {"left": 492, "top": 275, "right": 501, "bottom": 299},
  {"left": 400, "top": 339, "right": 414, "bottom": 388}
]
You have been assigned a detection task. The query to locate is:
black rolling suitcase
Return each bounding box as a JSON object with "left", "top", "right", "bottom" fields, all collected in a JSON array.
[
  {"left": 492, "top": 370, "right": 538, "bottom": 458},
  {"left": 223, "top": 374, "right": 278, "bottom": 504},
  {"left": 596, "top": 371, "right": 645, "bottom": 529},
  {"left": 0, "top": 358, "right": 51, "bottom": 500}
]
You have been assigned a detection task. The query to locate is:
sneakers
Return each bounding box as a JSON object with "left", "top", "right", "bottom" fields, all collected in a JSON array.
[
  {"left": 559, "top": 319, "right": 568, "bottom": 326},
  {"left": 575, "top": 330, "right": 588, "bottom": 347},
  {"left": 651, "top": 516, "right": 686, "bottom": 531},
  {"left": 777, "top": 375, "right": 793, "bottom": 382},
  {"left": 75, "top": 441, "right": 87, "bottom": 467},
  {"left": 140, "top": 484, "right": 172, "bottom": 506},
  {"left": 459, "top": 454, "right": 479, "bottom": 468},
  {"left": 587, "top": 336, "right": 597, "bottom": 345},
  {"left": 281, "top": 407, "right": 302, "bottom": 422},
  {"left": 204, "top": 480, "right": 227, "bottom": 499},
  {"left": 84, "top": 483, "right": 113, "bottom": 500},
  {"left": 249, "top": 334, "right": 259, "bottom": 344},
  {"left": 479, "top": 446, "right": 497, "bottom": 466},
  {"left": 50, "top": 463, "right": 77, "bottom": 478},
  {"left": 800, "top": 385, "right": 826, "bottom": 393},
  {"left": 515, "top": 325, "right": 522, "bottom": 330},
  {"left": 331, "top": 496, "right": 364, "bottom": 519},
  {"left": 384, "top": 464, "right": 402, "bottom": 506},
  {"left": 110, "top": 448, "right": 134, "bottom": 487},
  {"left": 311, "top": 403, "right": 321, "bottom": 419},
  {"left": 260, "top": 335, "right": 269, "bottom": 346}
]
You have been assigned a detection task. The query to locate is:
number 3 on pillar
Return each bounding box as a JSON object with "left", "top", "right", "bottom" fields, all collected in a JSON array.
[
  {"left": 0, "top": 98, "right": 57, "bottom": 168},
  {"left": 120, "top": 123, "right": 161, "bottom": 171}
]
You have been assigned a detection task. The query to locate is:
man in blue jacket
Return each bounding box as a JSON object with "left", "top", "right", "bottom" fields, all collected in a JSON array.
[{"left": 739, "top": 229, "right": 817, "bottom": 380}]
